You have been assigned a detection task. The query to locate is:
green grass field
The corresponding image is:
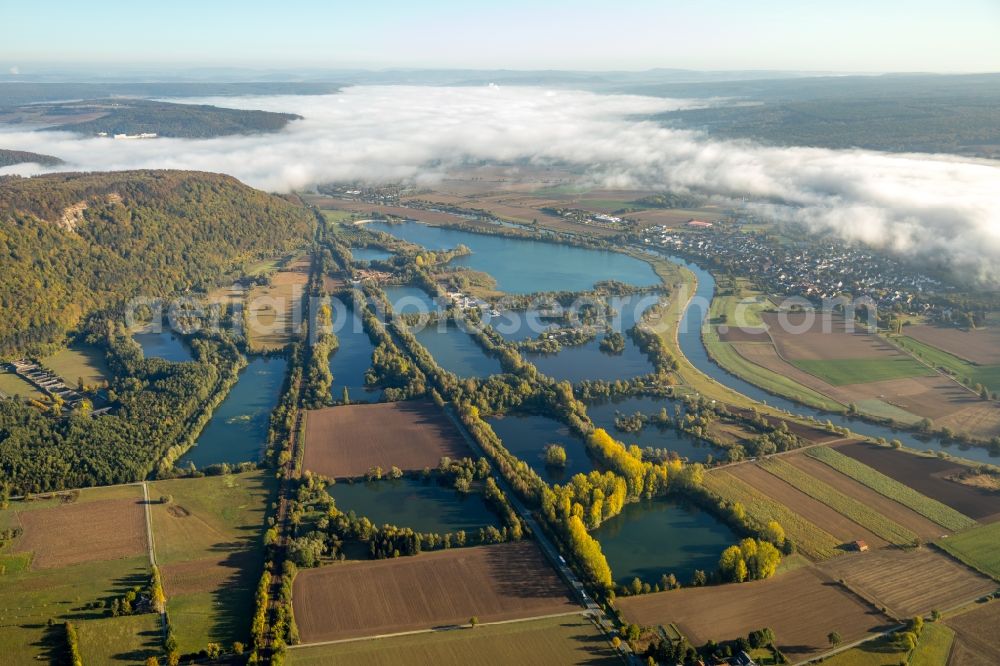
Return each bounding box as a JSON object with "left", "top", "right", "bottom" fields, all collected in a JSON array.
[
  {"left": 936, "top": 521, "right": 1000, "bottom": 581},
  {"left": 818, "top": 633, "right": 908, "bottom": 666},
  {"left": 0, "top": 485, "right": 158, "bottom": 662},
  {"left": 806, "top": 447, "right": 976, "bottom": 532},
  {"left": 703, "top": 470, "right": 842, "bottom": 560},
  {"left": 791, "top": 357, "right": 933, "bottom": 386},
  {"left": 909, "top": 622, "right": 956, "bottom": 666},
  {"left": 42, "top": 343, "right": 110, "bottom": 387},
  {"left": 75, "top": 613, "right": 163, "bottom": 664},
  {"left": 896, "top": 335, "right": 1000, "bottom": 394},
  {"left": 285, "top": 614, "right": 622, "bottom": 665},
  {"left": 758, "top": 459, "right": 919, "bottom": 546},
  {"left": 321, "top": 209, "right": 359, "bottom": 225},
  {"left": 703, "top": 327, "right": 844, "bottom": 411},
  {"left": 147, "top": 471, "right": 274, "bottom": 654},
  {"left": 0, "top": 371, "right": 43, "bottom": 399}
]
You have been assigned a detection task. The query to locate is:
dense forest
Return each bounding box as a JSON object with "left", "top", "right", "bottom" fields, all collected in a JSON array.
[
  {"left": 0, "top": 148, "right": 63, "bottom": 167},
  {"left": 37, "top": 99, "right": 301, "bottom": 138},
  {"left": 0, "top": 170, "right": 315, "bottom": 354},
  {"left": 0, "top": 321, "right": 244, "bottom": 494}
]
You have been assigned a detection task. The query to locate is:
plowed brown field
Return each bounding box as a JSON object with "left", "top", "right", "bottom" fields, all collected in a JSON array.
[
  {"left": 292, "top": 541, "right": 576, "bottom": 643},
  {"left": 616, "top": 566, "right": 891, "bottom": 662},
  {"left": 302, "top": 401, "right": 472, "bottom": 478}
]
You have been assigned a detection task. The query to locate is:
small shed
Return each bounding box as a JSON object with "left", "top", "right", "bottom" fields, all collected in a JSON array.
[{"left": 852, "top": 540, "right": 870, "bottom": 552}]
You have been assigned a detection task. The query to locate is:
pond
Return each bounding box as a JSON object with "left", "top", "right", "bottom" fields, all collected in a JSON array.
[
  {"left": 177, "top": 356, "right": 287, "bottom": 468},
  {"left": 586, "top": 395, "right": 724, "bottom": 463},
  {"left": 384, "top": 285, "right": 441, "bottom": 315},
  {"left": 133, "top": 330, "right": 194, "bottom": 363},
  {"left": 593, "top": 498, "right": 736, "bottom": 587},
  {"left": 330, "top": 476, "right": 502, "bottom": 534},
  {"left": 412, "top": 323, "right": 503, "bottom": 378},
  {"left": 350, "top": 247, "right": 393, "bottom": 263},
  {"left": 368, "top": 220, "right": 659, "bottom": 293},
  {"left": 487, "top": 413, "right": 595, "bottom": 484},
  {"left": 330, "top": 308, "right": 382, "bottom": 402}
]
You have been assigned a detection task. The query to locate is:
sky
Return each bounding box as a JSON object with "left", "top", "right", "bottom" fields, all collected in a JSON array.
[{"left": 3, "top": 0, "right": 1000, "bottom": 72}]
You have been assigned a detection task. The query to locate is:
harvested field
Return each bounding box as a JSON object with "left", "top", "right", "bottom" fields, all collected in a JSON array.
[
  {"left": 906, "top": 324, "right": 1000, "bottom": 365},
  {"left": 761, "top": 313, "right": 903, "bottom": 361},
  {"left": 626, "top": 208, "right": 727, "bottom": 228},
  {"left": 10, "top": 495, "right": 147, "bottom": 569},
  {"left": 946, "top": 601, "right": 1000, "bottom": 666},
  {"left": 729, "top": 463, "right": 890, "bottom": 549},
  {"left": 246, "top": 256, "right": 309, "bottom": 352},
  {"left": 717, "top": 326, "right": 770, "bottom": 342},
  {"left": 786, "top": 454, "right": 953, "bottom": 540},
  {"left": 835, "top": 442, "right": 1000, "bottom": 522},
  {"left": 819, "top": 548, "right": 996, "bottom": 618},
  {"left": 757, "top": 458, "right": 919, "bottom": 545},
  {"left": 287, "top": 613, "right": 619, "bottom": 665},
  {"left": 616, "top": 566, "right": 891, "bottom": 662},
  {"left": 302, "top": 401, "right": 472, "bottom": 478},
  {"left": 292, "top": 542, "right": 576, "bottom": 643},
  {"left": 805, "top": 446, "right": 976, "bottom": 532}
]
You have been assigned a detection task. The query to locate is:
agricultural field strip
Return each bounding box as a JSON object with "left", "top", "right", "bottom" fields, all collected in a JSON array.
[
  {"left": 806, "top": 447, "right": 976, "bottom": 531},
  {"left": 703, "top": 470, "right": 841, "bottom": 560},
  {"left": 757, "top": 459, "right": 919, "bottom": 545},
  {"left": 895, "top": 335, "right": 1000, "bottom": 393}
]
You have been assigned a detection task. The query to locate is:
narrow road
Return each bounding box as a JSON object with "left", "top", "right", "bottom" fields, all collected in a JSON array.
[
  {"left": 442, "top": 405, "right": 636, "bottom": 663},
  {"left": 141, "top": 482, "right": 168, "bottom": 641}
]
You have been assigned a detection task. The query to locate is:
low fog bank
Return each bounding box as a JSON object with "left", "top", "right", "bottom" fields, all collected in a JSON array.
[{"left": 2, "top": 85, "right": 998, "bottom": 283}]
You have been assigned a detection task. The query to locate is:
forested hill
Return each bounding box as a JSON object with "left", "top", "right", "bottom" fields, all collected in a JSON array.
[
  {"left": 0, "top": 170, "right": 315, "bottom": 354},
  {"left": 38, "top": 99, "right": 301, "bottom": 138},
  {"left": 0, "top": 148, "right": 63, "bottom": 167}
]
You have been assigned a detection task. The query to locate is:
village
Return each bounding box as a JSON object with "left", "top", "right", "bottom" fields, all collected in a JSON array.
[{"left": 640, "top": 221, "right": 949, "bottom": 313}]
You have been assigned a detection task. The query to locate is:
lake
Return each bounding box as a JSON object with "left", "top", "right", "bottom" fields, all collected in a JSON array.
[
  {"left": 594, "top": 498, "right": 736, "bottom": 587},
  {"left": 487, "top": 413, "right": 595, "bottom": 484},
  {"left": 412, "top": 323, "right": 503, "bottom": 378},
  {"left": 134, "top": 330, "right": 194, "bottom": 363},
  {"left": 330, "top": 476, "right": 502, "bottom": 534},
  {"left": 586, "top": 395, "right": 724, "bottom": 463},
  {"left": 368, "top": 220, "right": 659, "bottom": 293},
  {"left": 177, "top": 356, "right": 287, "bottom": 468},
  {"left": 330, "top": 307, "right": 382, "bottom": 402}
]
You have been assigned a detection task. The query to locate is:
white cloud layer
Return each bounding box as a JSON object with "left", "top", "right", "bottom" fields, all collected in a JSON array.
[{"left": 2, "top": 85, "right": 999, "bottom": 283}]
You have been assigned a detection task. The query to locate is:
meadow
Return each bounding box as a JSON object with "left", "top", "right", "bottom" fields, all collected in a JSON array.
[
  {"left": 147, "top": 471, "right": 274, "bottom": 654},
  {"left": 935, "top": 521, "right": 1000, "bottom": 581}
]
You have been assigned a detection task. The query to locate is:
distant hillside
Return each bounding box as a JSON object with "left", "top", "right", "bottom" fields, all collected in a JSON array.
[
  {"left": 0, "top": 170, "right": 315, "bottom": 353},
  {"left": 33, "top": 99, "right": 301, "bottom": 138},
  {"left": 0, "top": 148, "right": 63, "bottom": 167},
  {"left": 0, "top": 81, "right": 340, "bottom": 107},
  {"left": 640, "top": 74, "right": 1000, "bottom": 158}
]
